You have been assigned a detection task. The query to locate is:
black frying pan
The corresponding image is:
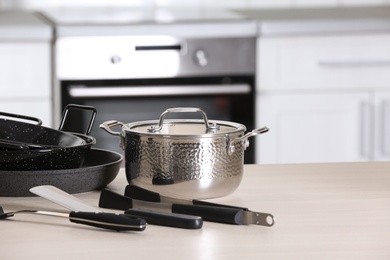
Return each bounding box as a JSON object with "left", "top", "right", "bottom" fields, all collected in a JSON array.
[
  {"left": 0, "top": 148, "right": 123, "bottom": 197},
  {"left": 0, "top": 104, "right": 97, "bottom": 170}
]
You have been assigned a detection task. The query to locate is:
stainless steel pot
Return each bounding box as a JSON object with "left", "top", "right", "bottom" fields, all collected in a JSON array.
[{"left": 100, "top": 107, "right": 268, "bottom": 199}]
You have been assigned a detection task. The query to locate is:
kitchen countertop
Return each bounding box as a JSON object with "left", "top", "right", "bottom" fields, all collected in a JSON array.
[
  {"left": 0, "top": 11, "right": 52, "bottom": 40},
  {"left": 3, "top": 6, "right": 390, "bottom": 39},
  {"left": 39, "top": 7, "right": 257, "bottom": 38},
  {"left": 2, "top": 162, "right": 390, "bottom": 259},
  {"left": 41, "top": 5, "right": 390, "bottom": 37}
]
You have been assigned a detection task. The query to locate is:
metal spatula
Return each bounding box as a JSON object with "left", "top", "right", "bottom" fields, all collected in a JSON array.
[{"left": 0, "top": 205, "right": 146, "bottom": 232}]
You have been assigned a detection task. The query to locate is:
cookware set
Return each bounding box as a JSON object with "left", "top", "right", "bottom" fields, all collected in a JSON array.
[{"left": 2, "top": 106, "right": 274, "bottom": 231}]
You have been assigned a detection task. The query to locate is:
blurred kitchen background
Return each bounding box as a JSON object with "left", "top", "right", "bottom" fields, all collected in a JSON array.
[
  {"left": 1, "top": 0, "right": 390, "bottom": 9},
  {"left": 1, "top": 0, "right": 390, "bottom": 164}
]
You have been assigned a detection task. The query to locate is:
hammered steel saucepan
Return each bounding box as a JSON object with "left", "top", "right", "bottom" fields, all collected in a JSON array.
[{"left": 100, "top": 107, "right": 268, "bottom": 199}]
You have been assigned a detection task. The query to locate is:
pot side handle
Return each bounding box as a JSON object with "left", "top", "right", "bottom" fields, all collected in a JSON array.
[
  {"left": 228, "top": 126, "right": 269, "bottom": 154},
  {"left": 100, "top": 120, "right": 126, "bottom": 149}
]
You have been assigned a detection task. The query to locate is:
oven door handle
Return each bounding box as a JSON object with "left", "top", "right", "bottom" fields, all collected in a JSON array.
[{"left": 68, "top": 84, "right": 251, "bottom": 98}]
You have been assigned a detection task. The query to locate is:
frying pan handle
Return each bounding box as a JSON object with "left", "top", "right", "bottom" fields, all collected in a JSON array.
[
  {"left": 58, "top": 104, "right": 97, "bottom": 135},
  {"left": 228, "top": 127, "right": 269, "bottom": 154},
  {"left": 0, "top": 111, "right": 42, "bottom": 125},
  {"left": 147, "top": 107, "right": 219, "bottom": 133}
]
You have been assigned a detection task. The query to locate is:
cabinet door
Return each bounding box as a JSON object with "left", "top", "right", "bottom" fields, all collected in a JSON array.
[
  {"left": 0, "top": 42, "right": 51, "bottom": 98},
  {"left": 0, "top": 42, "right": 52, "bottom": 126},
  {"left": 258, "top": 34, "right": 390, "bottom": 91},
  {"left": 256, "top": 92, "right": 371, "bottom": 164}
]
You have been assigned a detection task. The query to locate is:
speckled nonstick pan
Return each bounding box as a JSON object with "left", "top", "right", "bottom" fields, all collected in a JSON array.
[
  {"left": 0, "top": 104, "right": 97, "bottom": 170},
  {"left": 0, "top": 148, "right": 123, "bottom": 197},
  {"left": 0, "top": 133, "right": 95, "bottom": 171},
  {"left": 0, "top": 112, "right": 87, "bottom": 150}
]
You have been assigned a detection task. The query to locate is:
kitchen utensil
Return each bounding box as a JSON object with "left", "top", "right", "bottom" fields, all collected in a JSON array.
[
  {"left": 125, "top": 184, "right": 275, "bottom": 226},
  {"left": 0, "top": 104, "right": 97, "bottom": 170},
  {"left": 124, "top": 208, "right": 203, "bottom": 229},
  {"left": 0, "top": 205, "right": 146, "bottom": 232},
  {"left": 30, "top": 185, "right": 101, "bottom": 212},
  {"left": 31, "top": 185, "right": 203, "bottom": 230},
  {"left": 100, "top": 107, "right": 269, "bottom": 199},
  {"left": 99, "top": 188, "right": 271, "bottom": 226},
  {"left": 0, "top": 148, "right": 122, "bottom": 197}
]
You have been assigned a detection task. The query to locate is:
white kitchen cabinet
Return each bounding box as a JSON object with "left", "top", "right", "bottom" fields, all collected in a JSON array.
[
  {"left": 0, "top": 43, "right": 50, "bottom": 98},
  {"left": 256, "top": 33, "right": 390, "bottom": 163},
  {"left": 0, "top": 42, "right": 52, "bottom": 126},
  {"left": 257, "top": 90, "right": 390, "bottom": 164},
  {"left": 256, "top": 92, "right": 369, "bottom": 163},
  {"left": 0, "top": 12, "right": 53, "bottom": 127},
  {"left": 258, "top": 33, "right": 390, "bottom": 90}
]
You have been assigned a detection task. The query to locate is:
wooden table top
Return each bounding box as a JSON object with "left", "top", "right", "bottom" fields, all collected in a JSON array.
[{"left": 2, "top": 162, "right": 390, "bottom": 259}]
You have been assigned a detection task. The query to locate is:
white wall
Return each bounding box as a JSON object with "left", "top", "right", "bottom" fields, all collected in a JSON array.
[{"left": 1, "top": 0, "right": 390, "bottom": 9}]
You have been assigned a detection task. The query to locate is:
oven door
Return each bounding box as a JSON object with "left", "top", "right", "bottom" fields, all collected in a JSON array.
[{"left": 60, "top": 76, "right": 256, "bottom": 163}]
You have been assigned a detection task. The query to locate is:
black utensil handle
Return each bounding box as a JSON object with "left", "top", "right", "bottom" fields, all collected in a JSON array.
[
  {"left": 69, "top": 212, "right": 146, "bottom": 231},
  {"left": 125, "top": 185, "right": 162, "bottom": 202},
  {"left": 171, "top": 204, "right": 244, "bottom": 225},
  {"left": 192, "top": 200, "right": 249, "bottom": 211},
  {"left": 99, "top": 189, "right": 134, "bottom": 210},
  {"left": 125, "top": 184, "right": 249, "bottom": 211},
  {"left": 125, "top": 208, "right": 203, "bottom": 230}
]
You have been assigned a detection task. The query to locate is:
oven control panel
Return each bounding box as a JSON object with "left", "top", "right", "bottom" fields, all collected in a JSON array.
[{"left": 55, "top": 36, "right": 255, "bottom": 80}]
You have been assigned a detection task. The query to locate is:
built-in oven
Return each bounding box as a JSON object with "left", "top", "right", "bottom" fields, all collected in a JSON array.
[{"left": 55, "top": 35, "right": 256, "bottom": 163}]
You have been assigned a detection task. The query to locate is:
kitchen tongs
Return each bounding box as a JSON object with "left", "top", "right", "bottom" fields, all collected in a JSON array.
[
  {"left": 125, "top": 185, "right": 275, "bottom": 227},
  {"left": 99, "top": 187, "right": 274, "bottom": 227}
]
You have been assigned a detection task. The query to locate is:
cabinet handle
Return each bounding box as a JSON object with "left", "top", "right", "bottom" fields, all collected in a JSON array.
[
  {"left": 380, "top": 100, "right": 390, "bottom": 157},
  {"left": 318, "top": 60, "right": 390, "bottom": 68},
  {"left": 360, "top": 101, "right": 374, "bottom": 160}
]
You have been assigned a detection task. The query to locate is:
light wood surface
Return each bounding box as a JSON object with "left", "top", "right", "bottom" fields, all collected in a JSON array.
[{"left": 2, "top": 162, "right": 390, "bottom": 259}]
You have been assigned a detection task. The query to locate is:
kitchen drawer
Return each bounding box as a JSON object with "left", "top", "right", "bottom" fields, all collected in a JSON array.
[
  {"left": 258, "top": 33, "right": 390, "bottom": 90},
  {"left": 0, "top": 42, "right": 51, "bottom": 98}
]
